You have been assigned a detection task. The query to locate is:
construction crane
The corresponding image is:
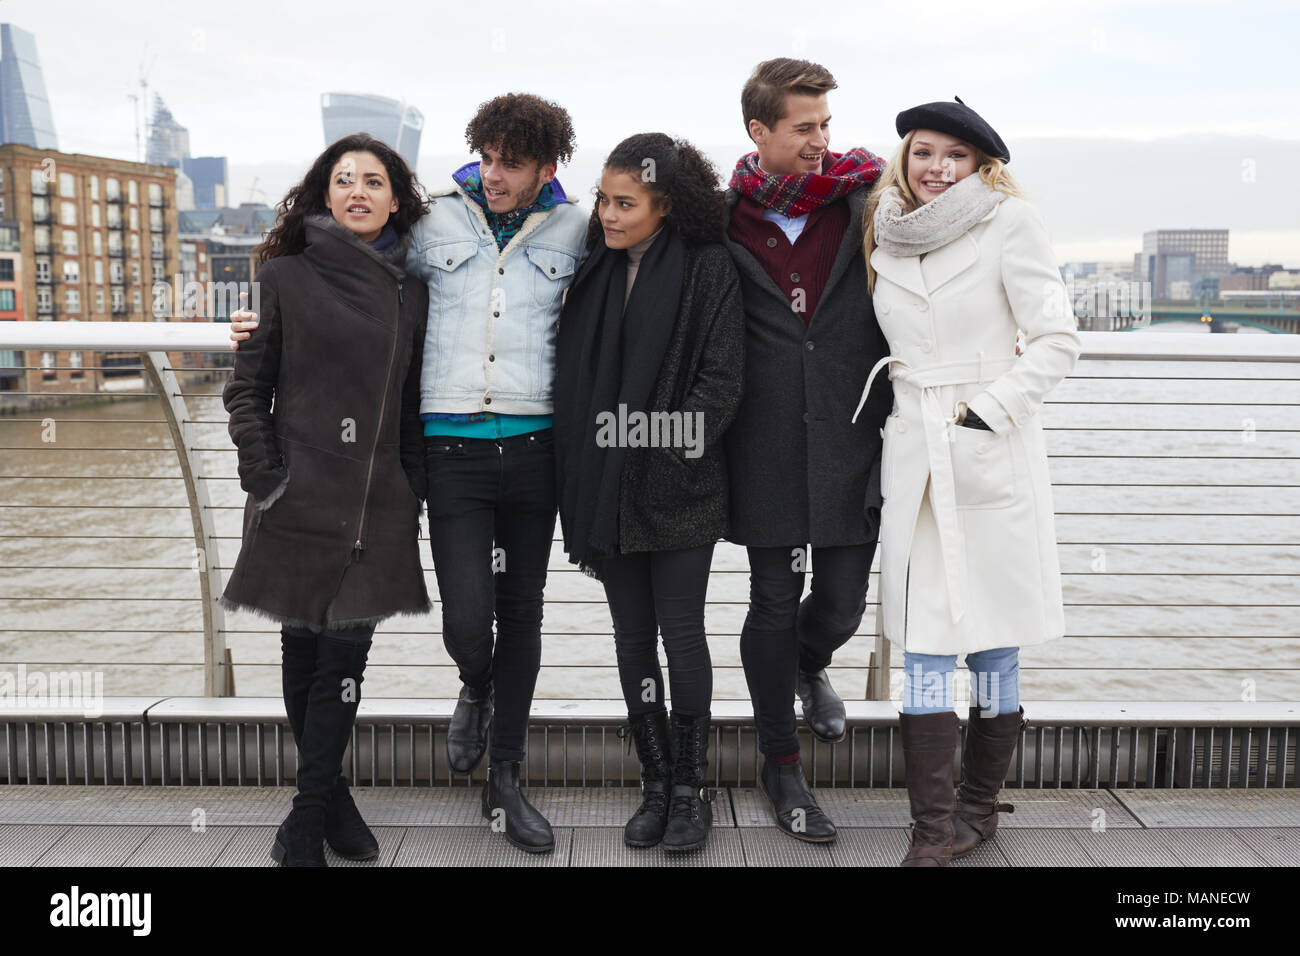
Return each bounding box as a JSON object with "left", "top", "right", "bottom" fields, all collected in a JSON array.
[{"left": 126, "top": 49, "right": 158, "bottom": 163}]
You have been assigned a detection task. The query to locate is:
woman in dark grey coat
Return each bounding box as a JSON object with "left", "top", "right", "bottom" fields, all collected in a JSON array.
[
  {"left": 555, "top": 133, "right": 744, "bottom": 852},
  {"left": 222, "top": 134, "right": 430, "bottom": 866}
]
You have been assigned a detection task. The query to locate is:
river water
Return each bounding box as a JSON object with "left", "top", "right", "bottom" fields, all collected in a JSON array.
[{"left": 1, "top": 355, "right": 1297, "bottom": 704}]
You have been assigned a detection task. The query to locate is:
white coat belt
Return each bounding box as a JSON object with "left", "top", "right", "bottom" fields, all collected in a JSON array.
[{"left": 852, "top": 353, "right": 1018, "bottom": 624}]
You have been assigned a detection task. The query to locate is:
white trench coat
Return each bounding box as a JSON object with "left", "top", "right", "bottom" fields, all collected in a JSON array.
[{"left": 855, "top": 195, "right": 1081, "bottom": 656}]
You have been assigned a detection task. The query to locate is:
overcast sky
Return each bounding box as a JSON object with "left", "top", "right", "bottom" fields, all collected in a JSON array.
[{"left": 9, "top": 0, "right": 1300, "bottom": 264}]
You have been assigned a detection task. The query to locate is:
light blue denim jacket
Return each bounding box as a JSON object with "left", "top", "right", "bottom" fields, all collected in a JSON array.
[{"left": 406, "top": 184, "right": 589, "bottom": 415}]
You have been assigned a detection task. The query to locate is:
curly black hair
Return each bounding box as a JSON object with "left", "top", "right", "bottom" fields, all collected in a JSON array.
[
  {"left": 465, "top": 93, "right": 576, "bottom": 168},
  {"left": 585, "top": 133, "right": 726, "bottom": 250},
  {"left": 258, "top": 133, "right": 430, "bottom": 263}
]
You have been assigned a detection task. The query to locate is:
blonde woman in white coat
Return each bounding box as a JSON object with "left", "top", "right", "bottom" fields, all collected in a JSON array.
[{"left": 854, "top": 98, "right": 1081, "bottom": 866}]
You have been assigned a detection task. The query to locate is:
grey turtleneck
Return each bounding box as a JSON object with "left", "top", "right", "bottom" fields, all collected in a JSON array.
[{"left": 624, "top": 226, "right": 664, "bottom": 308}]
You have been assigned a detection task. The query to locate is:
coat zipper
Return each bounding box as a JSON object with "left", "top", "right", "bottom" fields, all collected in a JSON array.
[{"left": 351, "top": 279, "right": 404, "bottom": 559}]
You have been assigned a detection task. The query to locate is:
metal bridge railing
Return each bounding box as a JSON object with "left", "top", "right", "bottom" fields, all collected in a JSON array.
[{"left": 1, "top": 324, "right": 1298, "bottom": 712}]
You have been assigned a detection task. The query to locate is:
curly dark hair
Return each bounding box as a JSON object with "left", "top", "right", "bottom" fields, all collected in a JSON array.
[
  {"left": 465, "top": 93, "right": 576, "bottom": 168},
  {"left": 585, "top": 133, "right": 726, "bottom": 250},
  {"left": 257, "top": 134, "right": 430, "bottom": 263}
]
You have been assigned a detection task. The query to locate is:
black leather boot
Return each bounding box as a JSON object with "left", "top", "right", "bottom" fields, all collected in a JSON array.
[
  {"left": 324, "top": 775, "right": 379, "bottom": 861},
  {"left": 482, "top": 759, "right": 554, "bottom": 853},
  {"left": 662, "top": 711, "right": 713, "bottom": 852},
  {"left": 759, "top": 756, "right": 837, "bottom": 843},
  {"left": 951, "top": 706, "right": 1025, "bottom": 856},
  {"left": 271, "top": 805, "right": 327, "bottom": 867},
  {"left": 796, "top": 668, "right": 847, "bottom": 743},
  {"left": 447, "top": 680, "right": 493, "bottom": 774},
  {"left": 620, "top": 710, "right": 672, "bottom": 847},
  {"left": 898, "top": 711, "right": 959, "bottom": 867}
]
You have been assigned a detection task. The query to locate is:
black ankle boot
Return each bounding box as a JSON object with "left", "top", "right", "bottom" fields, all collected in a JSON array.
[
  {"left": 796, "top": 668, "right": 847, "bottom": 743},
  {"left": 760, "top": 756, "right": 837, "bottom": 843},
  {"left": 662, "top": 711, "right": 713, "bottom": 852},
  {"left": 324, "top": 775, "right": 379, "bottom": 861},
  {"left": 271, "top": 805, "right": 327, "bottom": 867},
  {"left": 447, "top": 681, "right": 493, "bottom": 774},
  {"left": 482, "top": 759, "right": 554, "bottom": 853},
  {"left": 620, "top": 710, "right": 672, "bottom": 848}
]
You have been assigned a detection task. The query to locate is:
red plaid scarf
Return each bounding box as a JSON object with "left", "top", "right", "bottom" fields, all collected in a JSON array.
[{"left": 729, "top": 147, "right": 886, "bottom": 217}]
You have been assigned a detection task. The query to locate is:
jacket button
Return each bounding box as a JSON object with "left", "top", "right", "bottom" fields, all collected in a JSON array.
[
  {"left": 550, "top": 267, "right": 556, "bottom": 274},
  {"left": 498, "top": 268, "right": 505, "bottom": 275},
  {"left": 493, "top": 311, "right": 500, "bottom": 318},
  {"left": 879, "top": 303, "right": 891, "bottom": 314},
  {"left": 917, "top": 301, "right": 929, "bottom": 311},
  {"left": 921, "top": 340, "right": 933, "bottom": 352},
  {"left": 976, "top": 444, "right": 988, "bottom": 455},
  {"left": 805, "top": 341, "right": 815, "bottom": 351},
  {"left": 484, "top": 397, "right": 492, "bottom": 405},
  {"left": 488, "top": 354, "right": 495, "bottom": 362},
  {"left": 790, "top": 272, "right": 801, "bottom": 283},
  {"left": 446, "top": 258, "right": 453, "bottom": 265},
  {"left": 766, "top": 237, "right": 778, "bottom": 248},
  {"left": 897, "top": 421, "right": 907, "bottom": 433},
  {"left": 802, "top": 412, "right": 810, "bottom": 423}
]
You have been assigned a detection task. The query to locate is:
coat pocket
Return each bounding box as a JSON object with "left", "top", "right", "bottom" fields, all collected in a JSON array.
[
  {"left": 880, "top": 414, "right": 899, "bottom": 500},
  {"left": 950, "top": 424, "right": 1016, "bottom": 508}
]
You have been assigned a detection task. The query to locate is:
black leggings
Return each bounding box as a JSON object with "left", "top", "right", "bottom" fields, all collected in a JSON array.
[
  {"left": 600, "top": 543, "right": 715, "bottom": 718},
  {"left": 281, "top": 622, "right": 375, "bottom": 808}
]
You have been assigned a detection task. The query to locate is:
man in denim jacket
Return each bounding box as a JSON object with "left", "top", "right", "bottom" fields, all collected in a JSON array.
[{"left": 406, "top": 94, "right": 588, "bottom": 854}]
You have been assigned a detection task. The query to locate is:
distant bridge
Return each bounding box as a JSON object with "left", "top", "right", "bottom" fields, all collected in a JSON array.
[{"left": 1103, "top": 304, "right": 1300, "bottom": 334}]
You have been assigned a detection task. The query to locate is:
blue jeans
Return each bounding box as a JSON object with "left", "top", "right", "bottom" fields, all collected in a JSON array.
[{"left": 900, "top": 646, "right": 1019, "bottom": 717}]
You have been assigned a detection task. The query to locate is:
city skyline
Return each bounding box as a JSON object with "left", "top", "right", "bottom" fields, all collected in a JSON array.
[{"left": 2, "top": 0, "right": 1297, "bottom": 264}]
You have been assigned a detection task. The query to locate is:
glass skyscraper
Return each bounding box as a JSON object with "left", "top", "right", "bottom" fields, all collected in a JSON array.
[
  {"left": 182, "top": 156, "right": 228, "bottom": 210},
  {"left": 321, "top": 93, "right": 422, "bottom": 168},
  {"left": 0, "top": 24, "right": 58, "bottom": 150}
]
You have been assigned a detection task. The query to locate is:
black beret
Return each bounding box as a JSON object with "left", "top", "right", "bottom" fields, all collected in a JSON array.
[{"left": 895, "top": 96, "right": 1010, "bottom": 163}]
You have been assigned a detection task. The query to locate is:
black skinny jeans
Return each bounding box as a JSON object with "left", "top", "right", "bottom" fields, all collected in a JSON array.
[
  {"left": 600, "top": 543, "right": 715, "bottom": 718},
  {"left": 739, "top": 542, "right": 876, "bottom": 758},
  {"left": 424, "top": 430, "right": 556, "bottom": 763}
]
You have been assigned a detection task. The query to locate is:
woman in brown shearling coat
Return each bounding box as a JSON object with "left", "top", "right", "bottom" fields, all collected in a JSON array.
[{"left": 222, "top": 133, "right": 430, "bottom": 867}]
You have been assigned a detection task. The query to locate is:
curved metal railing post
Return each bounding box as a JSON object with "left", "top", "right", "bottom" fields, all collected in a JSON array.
[{"left": 140, "top": 350, "right": 229, "bottom": 696}]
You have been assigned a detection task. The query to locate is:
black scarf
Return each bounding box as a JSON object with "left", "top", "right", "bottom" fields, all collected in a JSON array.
[{"left": 554, "top": 227, "right": 686, "bottom": 579}]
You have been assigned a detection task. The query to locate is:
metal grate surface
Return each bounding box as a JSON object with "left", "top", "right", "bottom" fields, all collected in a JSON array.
[
  {"left": 34, "top": 825, "right": 155, "bottom": 866},
  {"left": 391, "top": 827, "right": 573, "bottom": 867},
  {"left": 0, "top": 824, "right": 69, "bottom": 866},
  {"left": 569, "top": 827, "right": 747, "bottom": 867},
  {"left": 1115, "top": 788, "right": 1300, "bottom": 827},
  {"left": 1070, "top": 829, "right": 1186, "bottom": 867},
  {"left": 122, "top": 826, "right": 237, "bottom": 867}
]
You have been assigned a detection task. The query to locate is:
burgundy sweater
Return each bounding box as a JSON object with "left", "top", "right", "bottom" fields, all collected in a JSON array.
[{"left": 727, "top": 195, "right": 849, "bottom": 325}]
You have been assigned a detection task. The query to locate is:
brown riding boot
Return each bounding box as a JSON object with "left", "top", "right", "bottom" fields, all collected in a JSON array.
[
  {"left": 951, "top": 706, "right": 1026, "bottom": 857},
  {"left": 898, "top": 711, "right": 959, "bottom": 867}
]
